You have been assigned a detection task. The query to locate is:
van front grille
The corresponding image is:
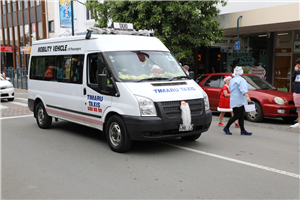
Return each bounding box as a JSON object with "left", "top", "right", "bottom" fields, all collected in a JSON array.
[{"left": 160, "top": 99, "right": 203, "bottom": 118}]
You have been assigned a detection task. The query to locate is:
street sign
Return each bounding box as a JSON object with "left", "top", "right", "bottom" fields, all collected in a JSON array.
[{"left": 235, "top": 41, "right": 240, "bottom": 50}]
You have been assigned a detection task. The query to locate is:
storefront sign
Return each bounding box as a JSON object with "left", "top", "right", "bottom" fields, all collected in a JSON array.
[
  {"left": 229, "top": 52, "right": 256, "bottom": 66},
  {"left": 0, "top": 46, "right": 13, "bottom": 52},
  {"left": 211, "top": 37, "right": 239, "bottom": 47},
  {"left": 20, "top": 46, "right": 32, "bottom": 54},
  {"left": 250, "top": 67, "right": 266, "bottom": 79}
]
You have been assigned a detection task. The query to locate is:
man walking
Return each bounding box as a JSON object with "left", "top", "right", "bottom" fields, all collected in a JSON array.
[{"left": 290, "top": 58, "right": 300, "bottom": 128}]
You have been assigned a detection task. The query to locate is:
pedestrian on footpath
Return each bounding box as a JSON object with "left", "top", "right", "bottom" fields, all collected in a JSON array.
[
  {"left": 290, "top": 58, "right": 300, "bottom": 128},
  {"left": 223, "top": 66, "right": 252, "bottom": 135},
  {"left": 217, "top": 76, "right": 239, "bottom": 127}
]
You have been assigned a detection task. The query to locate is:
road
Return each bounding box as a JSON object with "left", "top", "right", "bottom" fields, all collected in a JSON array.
[{"left": 1, "top": 89, "right": 299, "bottom": 199}]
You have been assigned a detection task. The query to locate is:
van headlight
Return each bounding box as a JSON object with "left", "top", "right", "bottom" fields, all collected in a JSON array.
[
  {"left": 274, "top": 97, "right": 284, "bottom": 105},
  {"left": 135, "top": 95, "right": 157, "bottom": 116},
  {"left": 202, "top": 90, "right": 210, "bottom": 110}
]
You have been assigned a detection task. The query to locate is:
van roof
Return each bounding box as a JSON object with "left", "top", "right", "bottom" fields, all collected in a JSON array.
[{"left": 32, "top": 35, "right": 170, "bottom": 52}]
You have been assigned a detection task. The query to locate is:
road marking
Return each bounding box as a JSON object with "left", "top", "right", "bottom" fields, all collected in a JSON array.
[
  {"left": 161, "top": 142, "right": 300, "bottom": 179},
  {"left": 1, "top": 114, "right": 33, "bottom": 120},
  {"left": 15, "top": 97, "right": 27, "bottom": 101},
  {"left": 0, "top": 104, "right": 9, "bottom": 109},
  {"left": 10, "top": 101, "right": 28, "bottom": 107}
]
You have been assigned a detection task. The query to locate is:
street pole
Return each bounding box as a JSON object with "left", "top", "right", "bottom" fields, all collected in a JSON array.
[
  {"left": 237, "top": 15, "right": 243, "bottom": 43},
  {"left": 71, "top": 0, "right": 74, "bottom": 36}
]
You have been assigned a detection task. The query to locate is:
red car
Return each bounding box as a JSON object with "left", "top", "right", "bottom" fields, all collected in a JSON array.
[{"left": 196, "top": 73, "right": 297, "bottom": 122}]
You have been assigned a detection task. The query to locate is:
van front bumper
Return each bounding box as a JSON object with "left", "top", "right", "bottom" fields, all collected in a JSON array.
[{"left": 122, "top": 110, "right": 212, "bottom": 141}]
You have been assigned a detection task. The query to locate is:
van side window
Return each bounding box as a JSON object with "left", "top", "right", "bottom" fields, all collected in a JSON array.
[
  {"left": 29, "top": 55, "right": 84, "bottom": 84},
  {"left": 87, "top": 53, "right": 109, "bottom": 85}
]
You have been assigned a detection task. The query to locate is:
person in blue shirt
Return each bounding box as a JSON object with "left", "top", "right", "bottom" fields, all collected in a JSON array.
[
  {"left": 290, "top": 58, "right": 300, "bottom": 128},
  {"left": 223, "top": 66, "right": 252, "bottom": 135}
]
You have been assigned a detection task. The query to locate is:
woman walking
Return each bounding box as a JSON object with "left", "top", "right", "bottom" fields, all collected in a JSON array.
[{"left": 223, "top": 67, "right": 252, "bottom": 135}]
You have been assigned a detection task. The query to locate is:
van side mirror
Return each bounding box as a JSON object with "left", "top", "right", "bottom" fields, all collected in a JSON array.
[
  {"left": 189, "top": 71, "right": 195, "bottom": 80},
  {"left": 98, "top": 74, "right": 107, "bottom": 90}
]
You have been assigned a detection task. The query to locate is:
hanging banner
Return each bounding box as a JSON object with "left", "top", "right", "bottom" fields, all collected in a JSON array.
[
  {"left": 20, "top": 46, "right": 32, "bottom": 54},
  {"left": 59, "top": 0, "right": 72, "bottom": 28}
]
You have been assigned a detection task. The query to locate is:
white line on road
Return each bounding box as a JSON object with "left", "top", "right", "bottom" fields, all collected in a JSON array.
[
  {"left": 15, "top": 97, "right": 27, "bottom": 101},
  {"left": 0, "top": 104, "right": 9, "bottom": 109},
  {"left": 161, "top": 142, "right": 300, "bottom": 179},
  {"left": 10, "top": 101, "right": 28, "bottom": 106},
  {"left": 1, "top": 114, "right": 33, "bottom": 120}
]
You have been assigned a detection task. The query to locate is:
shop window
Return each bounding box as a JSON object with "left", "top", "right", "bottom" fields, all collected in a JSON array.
[{"left": 275, "top": 31, "right": 292, "bottom": 53}]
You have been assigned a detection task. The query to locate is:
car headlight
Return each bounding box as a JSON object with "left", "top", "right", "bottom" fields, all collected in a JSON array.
[
  {"left": 6, "top": 84, "right": 13, "bottom": 89},
  {"left": 135, "top": 95, "right": 157, "bottom": 116},
  {"left": 274, "top": 97, "right": 284, "bottom": 105},
  {"left": 202, "top": 90, "right": 210, "bottom": 110}
]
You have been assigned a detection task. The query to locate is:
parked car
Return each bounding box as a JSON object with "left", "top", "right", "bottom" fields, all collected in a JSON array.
[
  {"left": 196, "top": 73, "right": 297, "bottom": 122},
  {"left": 0, "top": 75, "right": 14, "bottom": 101}
]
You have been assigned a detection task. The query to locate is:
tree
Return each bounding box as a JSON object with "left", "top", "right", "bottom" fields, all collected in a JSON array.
[{"left": 85, "top": 0, "right": 227, "bottom": 63}]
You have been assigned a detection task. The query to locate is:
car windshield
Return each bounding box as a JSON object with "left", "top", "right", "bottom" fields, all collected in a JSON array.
[
  {"left": 0, "top": 76, "right": 5, "bottom": 81},
  {"left": 242, "top": 76, "right": 276, "bottom": 90},
  {"left": 106, "top": 51, "right": 187, "bottom": 82}
]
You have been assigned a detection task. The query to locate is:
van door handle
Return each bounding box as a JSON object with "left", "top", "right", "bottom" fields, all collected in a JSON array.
[{"left": 83, "top": 88, "right": 86, "bottom": 95}]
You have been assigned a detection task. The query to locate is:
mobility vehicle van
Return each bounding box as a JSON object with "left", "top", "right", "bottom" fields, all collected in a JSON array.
[{"left": 28, "top": 27, "right": 212, "bottom": 152}]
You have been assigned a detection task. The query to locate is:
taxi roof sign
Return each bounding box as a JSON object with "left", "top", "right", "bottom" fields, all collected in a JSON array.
[{"left": 112, "top": 22, "right": 134, "bottom": 31}]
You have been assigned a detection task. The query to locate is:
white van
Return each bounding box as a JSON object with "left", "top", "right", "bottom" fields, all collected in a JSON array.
[{"left": 28, "top": 30, "right": 212, "bottom": 152}]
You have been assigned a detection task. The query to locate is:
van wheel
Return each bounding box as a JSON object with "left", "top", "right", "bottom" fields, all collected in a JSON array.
[
  {"left": 245, "top": 101, "right": 264, "bottom": 122},
  {"left": 35, "top": 102, "right": 52, "bottom": 129},
  {"left": 181, "top": 133, "right": 201, "bottom": 141},
  {"left": 105, "top": 115, "right": 132, "bottom": 153}
]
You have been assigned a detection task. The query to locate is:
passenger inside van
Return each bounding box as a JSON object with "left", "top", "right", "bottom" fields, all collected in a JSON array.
[{"left": 44, "top": 61, "right": 54, "bottom": 78}]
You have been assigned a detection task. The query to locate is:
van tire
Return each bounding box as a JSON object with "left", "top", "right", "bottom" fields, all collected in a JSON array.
[
  {"left": 105, "top": 115, "right": 132, "bottom": 153},
  {"left": 181, "top": 133, "right": 201, "bottom": 141},
  {"left": 35, "top": 102, "right": 52, "bottom": 129}
]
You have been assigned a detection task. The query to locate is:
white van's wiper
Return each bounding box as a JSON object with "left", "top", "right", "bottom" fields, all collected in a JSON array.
[
  {"left": 137, "top": 77, "right": 169, "bottom": 82},
  {"left": 169, "top": 76, "right": 189, "bottom": 81}
]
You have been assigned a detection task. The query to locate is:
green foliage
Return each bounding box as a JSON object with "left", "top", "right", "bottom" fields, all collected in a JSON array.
[{"left": 85, "top": 0, "right": 227, "bottom": 63}]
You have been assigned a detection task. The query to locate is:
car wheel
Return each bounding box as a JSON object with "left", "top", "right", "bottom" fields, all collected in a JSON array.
[
  {"left": 7, "top": 98, "right": 14, "bottom": 101},
  {"left": 282, "top": 116, "right": 298, "bottom": 123},
  {"left": 35, "top": 102, "right": 52, "bottom": 129},
  {"left": 245, "top": 101, "right": 264, "bottom": 122},
  {"left": 181, "top": 133, "right": 201, "bottom": 141},
  {"left": 105, "top": 115, "right": 132, "bottom": 153}
]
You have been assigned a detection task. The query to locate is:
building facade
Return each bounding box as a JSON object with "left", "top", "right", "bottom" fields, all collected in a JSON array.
[
  {"left": 0, "top": 0, "right": 94, "bottom": 72},
  {"left": 195, "top": 1, "right": 300, "bottom": 92}
]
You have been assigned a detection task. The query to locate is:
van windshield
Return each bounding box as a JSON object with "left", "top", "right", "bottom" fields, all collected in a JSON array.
[{"left": 106, "top": 51, "right": 187, "bottom": 81}]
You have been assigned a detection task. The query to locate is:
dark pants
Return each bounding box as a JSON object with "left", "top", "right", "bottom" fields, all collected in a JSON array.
[{"left": 225, "top": 106, "right": 245, "bottom": 131}]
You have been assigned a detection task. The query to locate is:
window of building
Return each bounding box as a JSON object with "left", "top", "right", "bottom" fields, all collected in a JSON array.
[
  {"left": 48, "top": 21, "right": 54, "bottom": 33},
  {"left": 31, "top": 23, "right": 36, "bottom": 42},
  {"left": 9, "top": 27, "right": 13, "bottom": 46},
  {"left": 36, "top": 0, "right": 40, "bottom": 6},
  {"left": 38, "top": 22, "right": 43, "bottom": 40},
  {"left": 12, "top": 0, "right": 16, "bottom": 12},
  {"left": 4, "top": 28, "right": 8, "bottom": 45},
  {"left": 2, "top": 4, "right": 6, "bottom": 15},
  {"left": 14, "top": 26, "right": 18, "bottom": 46},
  {"left": 19, "top": 25, "right": 23, "bottom": 46},
  {"left": 0, "top": 28, "right": 2, "bottom": 46},
  {"left": 30, "top": 0, "right": 34, "bottom": 7},
  {"left": 24, "top": 24, "right": 30, "bottom": 45},
  {"left": 17, "top": 0, "right": 22, "bottom": 10},
  {"left": 7, "top": 2, "right": 10, "bottom": 13},
  {"left": 24, "top": 0, "right": 28, "bottom": 9}
]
